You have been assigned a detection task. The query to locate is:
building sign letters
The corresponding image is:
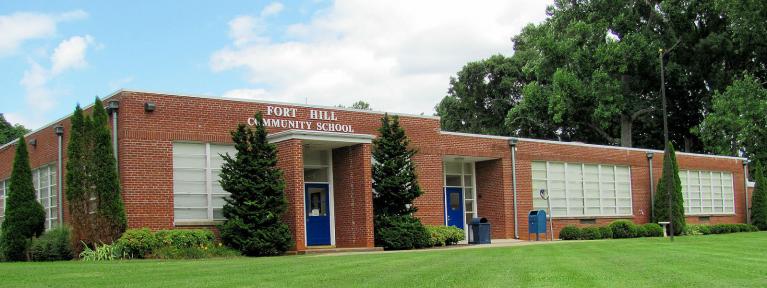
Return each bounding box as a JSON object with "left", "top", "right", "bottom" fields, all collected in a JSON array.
[{"left": 247, "top": 105, "right": 355, "bottom": 133}]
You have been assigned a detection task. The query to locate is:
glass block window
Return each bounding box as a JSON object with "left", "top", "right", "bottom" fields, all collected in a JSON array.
[
  {"left": 679, "top": 170, "right": 735, "bottom": 215},
  {"left": 32, "top": 164, "right": 58, "bottom": 230},
  {"left": 0, "top": 179, "right": 6, "bottom": 225},
  {"left": 173, "top": 142, "right": 236, "bottom": 222},
  {"left": 532, "top": 161, "right": 632, "bottom": 217}
]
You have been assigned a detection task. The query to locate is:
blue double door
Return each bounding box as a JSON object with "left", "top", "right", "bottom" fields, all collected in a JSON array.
[
  {"left": 305, "top": 183, "right": 331, "bottom": 246},
  {"left": 445, "top": 187, "right": 464, "bottom": 229}
]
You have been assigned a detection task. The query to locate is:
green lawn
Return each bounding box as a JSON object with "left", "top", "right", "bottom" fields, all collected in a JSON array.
[{"left": 2, "top": 233, "right": 766, "bottom": 288}]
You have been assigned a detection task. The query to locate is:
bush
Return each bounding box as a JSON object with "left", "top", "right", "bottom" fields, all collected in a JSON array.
[
  {"left": 559, "top": 225, "right": 581, "bottom": 240},
  {"left": 115, "top": 228, "right": 158, "bottom": 258},
  {"left": 375, "top": 215, "right": 431, "bottom": 250},
  {"left": 79, "top": 242, "right": 124, "bottom": 261},
  {"left": 152, "top": 243, "right": 240, "bottom": 259},
  {"left": 29, "top": 226, "right": 74, "bottom": 261},
  {"left": 426, "top": 226, "right": 464, "bottom": 246},
  {"left": 598, "top": 226, "right": 613, "bottom": 239},
  {"left": 580, "top": 226, "right": 602, "bottom": 240},
  {"left": 641, "top": 223, "right": 664, "bottom": 237},
  {"left": 155, "top": 229, "right": 215, "bottom": 249},
  {"left": 609, "top": 220, "right": 639, "bottom": 239}
]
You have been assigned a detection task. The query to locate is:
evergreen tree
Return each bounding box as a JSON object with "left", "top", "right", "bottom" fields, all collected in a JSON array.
[
  {"left": 372, "top": 114, "right": 429, "bottom": 249},
  {"left": 219, "top": 112, "right": 292, "bottom": 256},
  {"left": 91, "top": 98, "right": 127, "bottom": 243},
  {"left": 65, "top": 105, "right": 94, "bottom": 249},
  {"left": 652, "top": 143, "right": 686, "bottom": 235},
  {"left": 0, "top": 137, "right": 46, "bottom": 261},
  {"left": 750, "top": 162, "right": 767, "bottom": 230}
]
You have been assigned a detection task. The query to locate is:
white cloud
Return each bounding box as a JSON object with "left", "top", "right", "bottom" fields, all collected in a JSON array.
[
  {"left": 261, "top": 2, "right": 285, "bottom": 17},
  {"left": 211, "top": 0, "right": 552, "bottom": 114},
  {"left": 4, "top": 112, "right": 46, "bottom": 132},
  {"left": 223, "top": 88, "right": 271, "bottom": 100},
  {"left": 51, "top": 35, "right": 94, "bottom": 74},
  {"left": 0, "top": 10, "right": 87, "bottom": 56}
]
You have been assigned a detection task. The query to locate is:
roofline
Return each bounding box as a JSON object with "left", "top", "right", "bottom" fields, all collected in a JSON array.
[
  {"left": 120, "top": 88, "right": 441, "bottom": 120},
  {"left": 439, "top": 131, "right": 747, "bottom": 161},
  {"left": 0, "top": 89, "right": 123, "bottom": 151}
]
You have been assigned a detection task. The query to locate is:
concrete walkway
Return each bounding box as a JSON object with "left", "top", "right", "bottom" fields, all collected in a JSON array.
[{"left": 313, "top": 238, "right": 566, "bottom": 257}]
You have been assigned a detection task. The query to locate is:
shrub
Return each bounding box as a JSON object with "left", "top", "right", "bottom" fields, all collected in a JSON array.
[
  {"left": 426, "top": 226, "right": 464, "bottom": 246},
  {"left": 29, "top": 226, "right": 74, "bottom": 261},
  {"left": 375, "top": 215, "right": 431, "bottom": 250},
  {"left": 559, "top": 225, "right": 581, "bottom": 240},
  {"left": 598, "top": 226, "right": 613, "bottom": 239},
  {"left": 652, "top": 143, "right": 686, "bottom": 236},
  {"left": 152, "top": 243, "right": 240, "bottom": 259},
  {"left": 79, "top": 242, "right": 124, "bottom": 261},
  {"left": 155, "top": 229, "right": 215, "bottom": 249},
  {"left": 609, "top": 220, "right": 639, "bottom": 239},
  {"left": 641, "top": 223, "right": 664, "bottom": 237},
  {"left": 115, "top": 228, "right": 158, "bottom": 258},
  {"left": 580, "top": 226, "right": 602, "bottom": 240}
]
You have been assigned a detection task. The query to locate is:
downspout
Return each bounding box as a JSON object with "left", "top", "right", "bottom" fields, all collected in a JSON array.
[
  {"left": 107, "top": 100, "right": 119, "bottom": 166},
  {"left": 646, "top": 152, "right": 654, "bottom": 221},
  {"left": 743, "top": 159, "right": 750, "bottom": 224},
  {"left": 510, "top": 138, "right": 519, "bottom": 239},
  {"left": 54, "top": 125, "right": 64, "bottom": 226}
]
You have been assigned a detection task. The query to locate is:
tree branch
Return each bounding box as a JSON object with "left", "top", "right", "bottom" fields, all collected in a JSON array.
[
  {"left": 587, "top": 123, "right": 619, "bottom": 144},
  {"left": 631, "top": 106, "right": 656, "bottom": 120}
]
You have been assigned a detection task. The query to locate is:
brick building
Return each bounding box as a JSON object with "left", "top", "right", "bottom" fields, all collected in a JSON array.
[{"left": 0, "top": 90, "right": 752, "bottom": 251}]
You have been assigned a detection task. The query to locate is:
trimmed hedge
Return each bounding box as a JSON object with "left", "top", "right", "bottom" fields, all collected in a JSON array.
[
  {"left": 641, "top": 223, "right": 664, "bottom": 237},
  {"left": 375, "top": 215, "right": 432, "bottom": 250},
  {"left": 609, "top": 220, "right": 639, "bottom": 239},
  {"left": 561, "top": 221, "right": 758, "bottom": 241},
  {"left": 115, "top": 228, "right": 158, "bottom": 258},
  {"left": 559, "top": 225, "right": 581, "bottom": 240},
  {"left": 426, "top": 225, "right": 464, "bottom": 246},
  {"left": 598, "top": 226, "right": 613, "bottom": 239},
  {"left": 29, "top": 226, "right": 74, "bottom": 261},
  {"left": 115, "top": 228, "right": 219, "bottom": 259},
  {"left": 580, "top": 226, "right": 602, "bottom": 240}
]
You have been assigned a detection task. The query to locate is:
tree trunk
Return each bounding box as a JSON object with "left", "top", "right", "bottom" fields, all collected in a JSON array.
[{"left": 620, "top": 115, "right": 632, "bottom": 147}]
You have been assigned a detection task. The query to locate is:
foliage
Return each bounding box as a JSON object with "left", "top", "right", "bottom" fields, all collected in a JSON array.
[
  {"left": 65, "top": 105, "right": 94, "bottom": 251},
  {"left": 152, "top": 243, "right": 240, "bottom": 260},
  {"left": 30, "top": 226, "right": 74, "bottom": 261},
  {"left": 608, "top": 220, "right": 639, "bottom": 239},
  {"left": 641, "top": 223, "right": 664, "bottom": 237},
  {"left": 685, "top": 224, "right": 758, "bottom": 235},
  {"left": 580, "top": 226, "right": 602, "bottom": 240},
  {"left": 751, "top": 163, "right": 767, "bottom": 230},
  {"left": 337, "top": 100, "right": 372, "bottom": 110},
  {"left": 79, "top": 242, "right": 124, "bottom": 261},
  {"left": 374, "top": 215, "right": 431, "bottom": 250},
  {"left": 652, "top": 143, "right": 686, "bottom": 235},
  {"left": 0, "top": 114, "right": 29, "bottom": 146},
  {"left": 426, "top": 225, "right": 465, "bottom": 246},
  {"left": 90, "top": 98, "right": 127, "bottom": 244},
  {"left": 1, "top": 137, "right": 46, "bottom": 261},
  {"left": 696, "top": 75, "right": 767, "bottom": 166},
  {"left": 219, "top": 112, "right": 292, "bottom": 256},
  {"left": 372, "top": 113, "right": 423, "bottom": 217},
  {"left": 558, "top": 225, "right": 581, "bottom": 240},
  {"left": 155, "top": 229, "right": 215, "bottom": 249},
  {"left": 598, "top": 226, "right": 613, "bottom": 239},
  {"left": 115, "top": 228, "right": 158, "bottom": 259}
]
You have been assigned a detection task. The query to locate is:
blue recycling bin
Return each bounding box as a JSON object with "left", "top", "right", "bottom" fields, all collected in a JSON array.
[
  {"left": 469, "top": 217, "right": 491, "bottom": 244},
  {"left": 528, "top": 210, "right": 547, "bottom": 240}
]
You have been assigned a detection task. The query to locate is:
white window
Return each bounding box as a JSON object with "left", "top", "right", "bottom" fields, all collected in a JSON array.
[
  {"left": 32, "top": 165, "right": 58, "bottom": 230},
  {"left": 0, "top": 179, "right": 6, "bottom": 225},
  {"left": 173, "top": 142, "right": 236, "bottom": 223},
  {"left": 679, "top": 170, "right": 734, "bottom": 215},
  {"left": 444, "top": 160, "right": 476, "bottom": 225},
  {"left": 532, "top": 161, "right": 632, "bottom": 217}
]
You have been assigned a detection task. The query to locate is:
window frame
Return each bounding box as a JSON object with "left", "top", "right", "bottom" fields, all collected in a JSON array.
[
  {"left": 173, "top": 142, "right": 235, "bottom": 224},
  {"left": 679, "top": 170, "right": 735, "bottom": 215},
  {"left": 32, "top": 164, "right": 58, "bottom": 230}
]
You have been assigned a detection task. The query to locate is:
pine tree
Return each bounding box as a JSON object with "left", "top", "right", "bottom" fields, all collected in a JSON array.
[
  {"left": 66, "top": 105, "right": 94, "bottom": 249},
  {"left": 0, "top": 137, "right": 46, "bottom": 261},
  {"left": 750, "top": 162, "right": 767, "bottom": 230},
  {"left": 219, "top": 112, "right": 292, "bottom": 256},
  {"left": 91, "top": 98, "right": 127, "bottom": 243},
  {"left": 652, "top": 143, "right": 686, "bottom": 236},
  {"left": 372, "top": 114, "right": 429, "bottom": 249}
]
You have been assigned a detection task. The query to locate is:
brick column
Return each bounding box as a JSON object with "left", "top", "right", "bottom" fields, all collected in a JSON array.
[
  {"left": 275, "top": 139, "right": 306, "bottom": 251},
  {"left": 332, "top": 144, "right": 374, "bottom": 248},
  {"left": 476, "top": 159, "right": 510, "bottom": 239}
]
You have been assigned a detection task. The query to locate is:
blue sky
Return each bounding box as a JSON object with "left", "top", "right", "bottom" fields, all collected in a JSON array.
[{"left": 0, "top": 0, "right": 551, "bottom": 130}]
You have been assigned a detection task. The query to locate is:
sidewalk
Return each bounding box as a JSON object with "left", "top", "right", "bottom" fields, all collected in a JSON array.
[{"left": 314, "top": 238, "right": 566, "bottom": 257}]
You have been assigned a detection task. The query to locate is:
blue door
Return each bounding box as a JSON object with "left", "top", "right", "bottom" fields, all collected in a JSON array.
[
  {"left": 445, "top": 187, "right": 464, "bottom": 229},
  {"left": 305, "top": 183, "right": 331, "bottom": 246}
]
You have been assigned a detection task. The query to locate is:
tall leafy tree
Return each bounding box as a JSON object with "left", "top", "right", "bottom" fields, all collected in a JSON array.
[
  {"left": 0, "top": 137, "right": 46, "bottom": 261},
  {"left": 337, "top": 100, "right": 372, "bottom": 110},
  {"left": 751, "top": 163, "right": 767, "bottom": 230},
  {"left": 90, "top": 98, "right": 127, "bottom": 243},
  {"left": 372, "top": 114, "right": 429, "bottom": 249},
  {"left": 0, "top": 114, "right": 29, "bottom": 146},
  {"left": 219, "top": 112, "right": 292, "bottom": 256},
  {"left": 65, "top": 105, "right": 94, "bottom": 249},
  {"left": 652, "top": 143, "right": 686, "bottom": 235},
  {"left": 696, "top": 75, "right": 767, "bottom": 166}
]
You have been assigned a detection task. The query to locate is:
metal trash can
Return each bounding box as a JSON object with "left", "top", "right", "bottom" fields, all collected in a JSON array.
[
  {"left": 469, "top": 217, "right": 491, "bottom": 244},
  {"left": 528, "top": 210, "right": 547, "bottom": 240}
]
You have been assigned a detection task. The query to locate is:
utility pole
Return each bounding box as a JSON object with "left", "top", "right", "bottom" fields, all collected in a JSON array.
[{"left": 660, "top": 48, "right": 674, "bottom": 241}]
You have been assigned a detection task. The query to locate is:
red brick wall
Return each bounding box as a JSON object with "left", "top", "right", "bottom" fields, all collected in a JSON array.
[
  {"left": 475, "top": 159, "right": 509, "bottom": 239},
  {"left": 275, "top": 139, "right": 305, "bottom": 251},
  {"left": 332, "top": 144, "right": 374, "bottom": 248}
]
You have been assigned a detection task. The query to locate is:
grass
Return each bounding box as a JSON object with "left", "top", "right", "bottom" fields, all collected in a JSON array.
[{"left": 1, "top": 232, "right": 766, "bottom": 288}]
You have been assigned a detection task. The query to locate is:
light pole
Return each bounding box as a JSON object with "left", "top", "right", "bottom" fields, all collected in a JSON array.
[{"left": 660, "top": 47, "right": 674, "bottom": 241}]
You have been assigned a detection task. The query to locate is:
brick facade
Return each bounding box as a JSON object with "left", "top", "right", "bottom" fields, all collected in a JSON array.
[{"left": 0, "top": 90, "right": 751, "bottom": 249}]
